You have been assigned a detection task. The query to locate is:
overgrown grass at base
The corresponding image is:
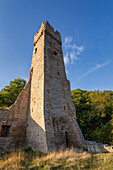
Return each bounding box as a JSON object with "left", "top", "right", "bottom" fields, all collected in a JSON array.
[{"left": 0, "top": 148, "right": 113, "bottom": 169}]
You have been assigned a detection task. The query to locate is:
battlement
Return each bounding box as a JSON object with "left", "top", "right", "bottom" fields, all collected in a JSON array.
[{"left": 34, "top": 21, "right": 62, "bottom": 46}]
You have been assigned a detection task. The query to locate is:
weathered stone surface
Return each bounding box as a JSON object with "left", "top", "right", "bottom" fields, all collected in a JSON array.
[
  {"left": 0, "top": 78, "right": 31, "bottom": 152},
  {"left": 0, "top": 21, "right": 113, "bottom": 154},
  {"left": 25, "top": 22, "right": 86, "bottom": 153},
  {"left": 85, "top": 141, "right": 108, "bottom": 153}
]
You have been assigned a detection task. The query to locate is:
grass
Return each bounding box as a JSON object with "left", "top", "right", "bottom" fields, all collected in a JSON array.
[{"left": 0, "top": 147, "right": 113, "bottom": 169}]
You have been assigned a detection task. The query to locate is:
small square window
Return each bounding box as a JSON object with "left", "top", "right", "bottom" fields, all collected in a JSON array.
[
  {"left": 54, "top": 51, "right": 57, "bottom": 55},
  {"left": 1, "top": 125, "right": 11, "bottom": 137}
]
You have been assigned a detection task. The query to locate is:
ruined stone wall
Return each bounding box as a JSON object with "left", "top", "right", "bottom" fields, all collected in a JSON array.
[
  {"left": 26, "top": 23, "right": 47, "bottom": 153},
  {"left": 0, "top": 78, "right": 31, "bottom": 152},
  {"left": 85, "top": 141, "right": 108, "bottom": 153}
]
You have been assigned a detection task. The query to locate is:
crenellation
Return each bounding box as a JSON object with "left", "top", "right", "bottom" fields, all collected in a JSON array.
[{"left": 34, "top": 22, "right": 61, "bottom": 48}]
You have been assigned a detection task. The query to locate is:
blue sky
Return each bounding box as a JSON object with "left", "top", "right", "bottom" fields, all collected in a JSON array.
[{"left": 0, "top": 0, "right": 113, "bottom": 91}]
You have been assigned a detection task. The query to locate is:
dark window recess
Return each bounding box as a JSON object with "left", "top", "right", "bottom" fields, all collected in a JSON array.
[
  {"left": 54, "top": 51, "right": 57, "bottom": 55},
  {"left": 65, "top": 132, "right": 69, "bottom": 147},
  {"left": 64, "top": 106, "right": 65, "bottom": 110},
  {"left": 57, "top": 63, "right": 59, "bottom": 66},
  {"left": 58, "top": 72, "right": 60, "bottom": 76},
  {"left": 1, "top": 125, "right": 11, "bottom": 137},
  {"left": 35, "top": 48, "right": 37, "bottom": 54}
]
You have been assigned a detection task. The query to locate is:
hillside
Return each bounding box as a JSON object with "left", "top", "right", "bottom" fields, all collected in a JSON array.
[{"left": 72, "top": 89, "right": 113, "bottom": 145}]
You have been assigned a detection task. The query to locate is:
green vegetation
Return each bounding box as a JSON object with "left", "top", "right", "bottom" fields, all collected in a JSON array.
[
  {"left": 0, "top": 78, "right": 26, "bottom": 108},
  {"left": 72, "top": 89, "right": 113, "bottom": 145},
  {"left": 0, "top": 148, "right": 113, "bottom": 169},
  {"left": 0, "top": 79, "right": 113, "bottom": 145}
]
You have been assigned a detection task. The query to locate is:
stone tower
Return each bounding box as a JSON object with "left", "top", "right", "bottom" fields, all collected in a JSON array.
[
  {"left": 26, "top": 22, "right": 85, "bottom": 153},
  {"left": 0, "top": 21, "right": 109, "bottom": 153}
]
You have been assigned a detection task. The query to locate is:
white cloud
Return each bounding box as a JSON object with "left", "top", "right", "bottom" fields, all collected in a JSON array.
[
  {"left": 66, "top": 69, "right": 69, "bottom": 76},
  {"left": 70, "top": 51, "right": 78, "bottom": 64},
  {"left": 64, "top": 52, "right": 69, "bottom": 65},
  {"left": 75, "top": 60, "right": 112, "bottom": 83},
  {"left": 82, "top": 61, "right": 111, "bottom": 77},
  {"left": 63, "top": 37, "right": 84, "bottom": 65},
  {"left": 63, "top": 37, "right": 73, "bottom": 47}
]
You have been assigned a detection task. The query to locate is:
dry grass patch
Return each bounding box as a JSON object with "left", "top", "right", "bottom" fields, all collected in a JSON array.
[
  {"left": 91, "top": 152, "right": 113, "bottom": 170},
  {"left": 31, "top": 149, "right": 91, "bottom": 169},
  {"left": 0, "top": 148, "right": 113, "bottom": 169},
  {"left": 0, "top": 151, "right": 25, "bottom": 169}
]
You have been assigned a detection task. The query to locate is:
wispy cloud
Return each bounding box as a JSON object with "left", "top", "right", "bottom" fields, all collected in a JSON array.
[
  {"left": 63, "top": 37, "right": 84, "bottom": 65},
  {"left": 64, "top": 52, "right": 69, "bottom": 65},
  {"left": 70, "top": 51, "right": 78, "bottom": 64},
  {"left": 75, "top": 60, "right": 112, "bottom": 83},
  {"left": 66, "top": 69, "right": 69, "bottom": 76}
]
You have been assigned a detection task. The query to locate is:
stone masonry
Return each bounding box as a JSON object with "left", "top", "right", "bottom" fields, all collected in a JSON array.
[{"left": 0, "top": 21, "right": 112, "bottom": 153}]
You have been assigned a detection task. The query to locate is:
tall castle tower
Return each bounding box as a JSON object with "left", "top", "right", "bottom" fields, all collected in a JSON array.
[
  {"left": 26, "top": 22, "right": 85, "bottom": 153},
  {"left": 0, "top": 21, "right": 110, "bottom": 153}
]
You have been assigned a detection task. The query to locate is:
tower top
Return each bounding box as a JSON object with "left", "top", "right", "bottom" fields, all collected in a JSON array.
[{"left": 34, "top": 21, "right": 62, "bottom": 46}]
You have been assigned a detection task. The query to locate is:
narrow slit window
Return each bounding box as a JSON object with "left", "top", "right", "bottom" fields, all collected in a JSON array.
[
  {"left": 65, "top": 132, "right": 69, "bottom": 147},
  {"left": 1, "top": 125, "right": 11, "bottom": 137},
  {"left": 35, "top": 48, "right": 37, "bottom": 54},
  {"left": 58, "top": 72, "right": 60, "bottom": 76}
]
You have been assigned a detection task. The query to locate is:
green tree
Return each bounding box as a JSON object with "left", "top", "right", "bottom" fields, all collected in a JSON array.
[
  {"left": 71, "top": 89, "right": 113, "bottom": 145},
  {"left": 0, "top": 78, "right": 26, "bottom": 108}
]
